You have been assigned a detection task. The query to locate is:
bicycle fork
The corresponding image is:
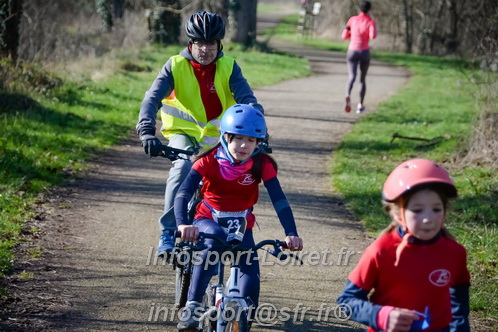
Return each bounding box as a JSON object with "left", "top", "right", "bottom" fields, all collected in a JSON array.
[{"left": 216, "top": 265, "right": 251, "bottom": 331}]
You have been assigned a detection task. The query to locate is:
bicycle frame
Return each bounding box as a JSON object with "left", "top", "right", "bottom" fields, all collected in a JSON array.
[
  {"left": 216, "top": 261, "right": 252, "bottom": 331},
  {"left": 177, "top": 234, "right": 303, "bottom": 332},
  {"left": 200, "top": 258, "right": 252, "bottom": 332}
]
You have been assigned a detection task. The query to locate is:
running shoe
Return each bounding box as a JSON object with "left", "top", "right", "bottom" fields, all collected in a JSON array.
[
  {"left": 356, "top": 104, "right": 365, "bottom": 114},
  {"left": 345, "top": 96, "right": 351, "bottom": 113},
  {"left": 177, "top": 301, "right": 202, "bottom": 330},
  {"left": 157, "top": 232, "right": 175, "bottom": 257}
]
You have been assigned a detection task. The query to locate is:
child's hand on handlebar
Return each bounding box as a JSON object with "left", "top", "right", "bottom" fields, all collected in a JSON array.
[
  {"left": 285, "top": 236, "right": 303, "bottom": 251},
  {"left": 178, "top": 225, "right": 199, "bottom": 242}
]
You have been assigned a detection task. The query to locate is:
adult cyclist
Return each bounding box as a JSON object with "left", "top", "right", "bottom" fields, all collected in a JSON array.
[{"left": 136, "top": 11, "right": 264, "bottom": 257}]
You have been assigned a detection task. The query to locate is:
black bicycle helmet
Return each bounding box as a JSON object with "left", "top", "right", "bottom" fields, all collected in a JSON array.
[{"left": 185, "top": 11, "right": 225, "bottom": 41}]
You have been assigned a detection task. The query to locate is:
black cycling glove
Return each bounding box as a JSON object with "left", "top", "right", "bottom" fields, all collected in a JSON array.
[{"left": 140, "top": 134, "right": 162, "bottom": 157}]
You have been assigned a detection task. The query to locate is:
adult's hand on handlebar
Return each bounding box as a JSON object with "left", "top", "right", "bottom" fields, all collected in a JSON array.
[
  {"left": 178, "top": 225, "right": 199, "bottom": 242},
  {"left": 140, "top": 134, "right": 162, "bottom": 157},
  {"left": 285, "top": 235, "right": 303, "bottom": 251}
]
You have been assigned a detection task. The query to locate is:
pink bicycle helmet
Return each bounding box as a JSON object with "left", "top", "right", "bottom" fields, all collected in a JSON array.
[{"left": 382, "top": 158, "right": 457, "bottom": 202}]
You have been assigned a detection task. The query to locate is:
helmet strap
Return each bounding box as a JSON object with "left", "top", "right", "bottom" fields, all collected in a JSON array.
[
  {"left": 219, "top": 135, "right": 236, "bottom": 165},
  {"left": 248, "top": 143, "right": 264, "bottom": 160},
  {"left": 219, "top": 135, "right": 264, "bottom": 166}
]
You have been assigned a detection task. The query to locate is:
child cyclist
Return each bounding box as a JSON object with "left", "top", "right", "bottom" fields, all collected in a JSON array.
[
  {"left": 337, "top": 159, "right": 470, "bottom": 332},
  {"left": 174, "top": 104, "right": 303, "bottom": 330}
]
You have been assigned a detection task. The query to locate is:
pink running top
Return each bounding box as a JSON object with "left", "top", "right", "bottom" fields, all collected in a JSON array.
[{"left": 342, "top": 13, "right": 377, "bottom": 51}]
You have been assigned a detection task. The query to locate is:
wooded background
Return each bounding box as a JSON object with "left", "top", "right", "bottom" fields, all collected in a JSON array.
[
  {"left": 1, "top": 0, "right": 496, "bottom": 65},
  {"left": 321, "top": 0, "right": 497, "bottom": 60}
]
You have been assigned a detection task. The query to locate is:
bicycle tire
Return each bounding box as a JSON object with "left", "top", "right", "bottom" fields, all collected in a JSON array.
[
  {"left": 175, "top": 186, "right": 201, "bottom": 309},
  {"left": 200, "top": 286, "right": 216, "bottom": 332},
  {"left": 175, "top": 266, "right": 191, "bottom": 309},
  {"left": 223, "top": 305, "right": 249, "bottom": 332}
]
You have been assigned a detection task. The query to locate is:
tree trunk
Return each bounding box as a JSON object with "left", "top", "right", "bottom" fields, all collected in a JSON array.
[
  {"left": 96, "top": 0, "right": 113, "bottom": 32},
  {"left": 112, "top": 0, "right": 125, "bottom": 19},
  {"left": 429, "top": 0, "right": 446, "bottom": 55},
  {"left": 444, "top": 0, "right": 459, "bottom": 53},
  {"left": 400, "top": 0, "right": 413, "bottom": 53},
  {"left": 203, "top": 0, "right": 228, "bottom": 20},
  {"left": 229, "top": 0, "right": 258, "bottom": 47},
  {"left": 149, "top": 0, "right": 182, "bottom": 45},
  {"left": 0, "top": 0, "right": 23, "bottom": 60}
]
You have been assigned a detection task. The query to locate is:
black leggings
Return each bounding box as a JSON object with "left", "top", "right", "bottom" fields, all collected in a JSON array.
[
  {"left": 346, "top": 49, "right": 371, "bottom": 104},
  {"left": 187, "top": 221, "right": 260, "bottom": 307}
]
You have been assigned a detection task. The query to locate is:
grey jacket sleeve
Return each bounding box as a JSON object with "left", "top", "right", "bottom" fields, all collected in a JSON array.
[
  {"left": 136, "top": 59, "right": 175, "bottom": 136},
  {"left": 230, "top": 61, "right": 265, "bottom": 114}
]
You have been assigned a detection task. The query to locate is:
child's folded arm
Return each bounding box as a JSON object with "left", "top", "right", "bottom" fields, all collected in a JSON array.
[{"left": 337, "top": 280, "right": 383, "bottom": 330}]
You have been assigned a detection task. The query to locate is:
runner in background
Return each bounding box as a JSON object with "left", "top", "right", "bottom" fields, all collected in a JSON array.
[{"left": 341, "top": 0, "right": 376, "bottom": 114}]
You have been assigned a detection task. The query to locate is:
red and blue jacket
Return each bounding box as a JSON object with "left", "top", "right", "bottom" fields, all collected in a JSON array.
[
  {"left": 174, "top": 149, "right": 298, "bottom": 237},
  {"left": 337, "top": 227, "right": 470, "bottom": 332}
]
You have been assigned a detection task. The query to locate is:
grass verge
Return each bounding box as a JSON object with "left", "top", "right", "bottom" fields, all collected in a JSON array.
[
  {"left": 332, "top": 53, "right": 498, "bottom": 324},
  {"left": 0, "top": 44, "right": 311, "bottom": 278},
  {"left": 265, "top": 12, "right": 498, "bottom": 328}
]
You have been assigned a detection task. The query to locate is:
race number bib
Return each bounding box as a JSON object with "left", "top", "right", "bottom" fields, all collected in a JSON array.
[{"left": 212, "top": 210, "right": 248, "bottom": 243}]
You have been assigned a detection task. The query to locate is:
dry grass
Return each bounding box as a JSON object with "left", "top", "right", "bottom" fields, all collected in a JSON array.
[
  {"left": 458, "top": 81, "right": 498, "bottom": 168},
  {"left": 19, "top": 2, "right": 149, "bottom": 65}
]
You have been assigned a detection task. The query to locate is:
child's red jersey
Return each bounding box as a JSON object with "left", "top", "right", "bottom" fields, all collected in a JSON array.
[
  {"left": 349, "top": 230, "right": 470, "bottom": 330},
  {"left": 192, "top": 150, "right": 277, "bottom": 229}
]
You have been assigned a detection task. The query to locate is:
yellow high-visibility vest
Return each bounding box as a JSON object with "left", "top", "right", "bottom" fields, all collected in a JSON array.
[{"left": 160, "top": 55, "right": 237, "bottom": 146}]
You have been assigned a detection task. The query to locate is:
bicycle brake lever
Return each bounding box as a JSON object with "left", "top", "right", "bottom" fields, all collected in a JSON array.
[
  {"left": 177, "top": 240, "right": 189, "bottom": 247},
  {"left": 266, "top": 249, "right": 288, "bottom": 260},
  {"left": 287, "top": 253, "right": 304, "bottom": 265},
  {"left": 266, "top": 248, "right": 303, "bottom": 265},
  {"left": 191, "top": 242, "right": 208, "bottom": 251},
  {"left": 166, "top": 151, "right": 183, "bottom": 161}
]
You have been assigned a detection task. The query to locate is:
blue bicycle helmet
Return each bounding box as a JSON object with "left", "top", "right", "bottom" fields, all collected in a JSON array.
[
  {"left": 220, "top": 104, "right": 266, "bottom": 139},
  {"left": 219, "top": 104, "right": 267, "bottom": 165}
]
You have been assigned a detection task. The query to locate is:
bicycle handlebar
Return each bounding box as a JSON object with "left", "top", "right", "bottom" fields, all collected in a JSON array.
[
  {"left": 159, "top": 144, "right": 199, "bottom": 161},
  {"left": 158, "top": 138, "right": 272, "bottom": 161},
  {"left": 174, "top": 231, "right": 303, "bottom": 265}
]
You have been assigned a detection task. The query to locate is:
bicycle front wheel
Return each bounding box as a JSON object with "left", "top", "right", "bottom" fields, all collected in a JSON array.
[{"left": 222, "top": 305, "right": 249, "bottom": 332}]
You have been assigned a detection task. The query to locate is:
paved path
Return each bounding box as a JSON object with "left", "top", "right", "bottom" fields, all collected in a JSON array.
[{"left": 1, "top": 9, "right": 409, "bottom": 332}]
